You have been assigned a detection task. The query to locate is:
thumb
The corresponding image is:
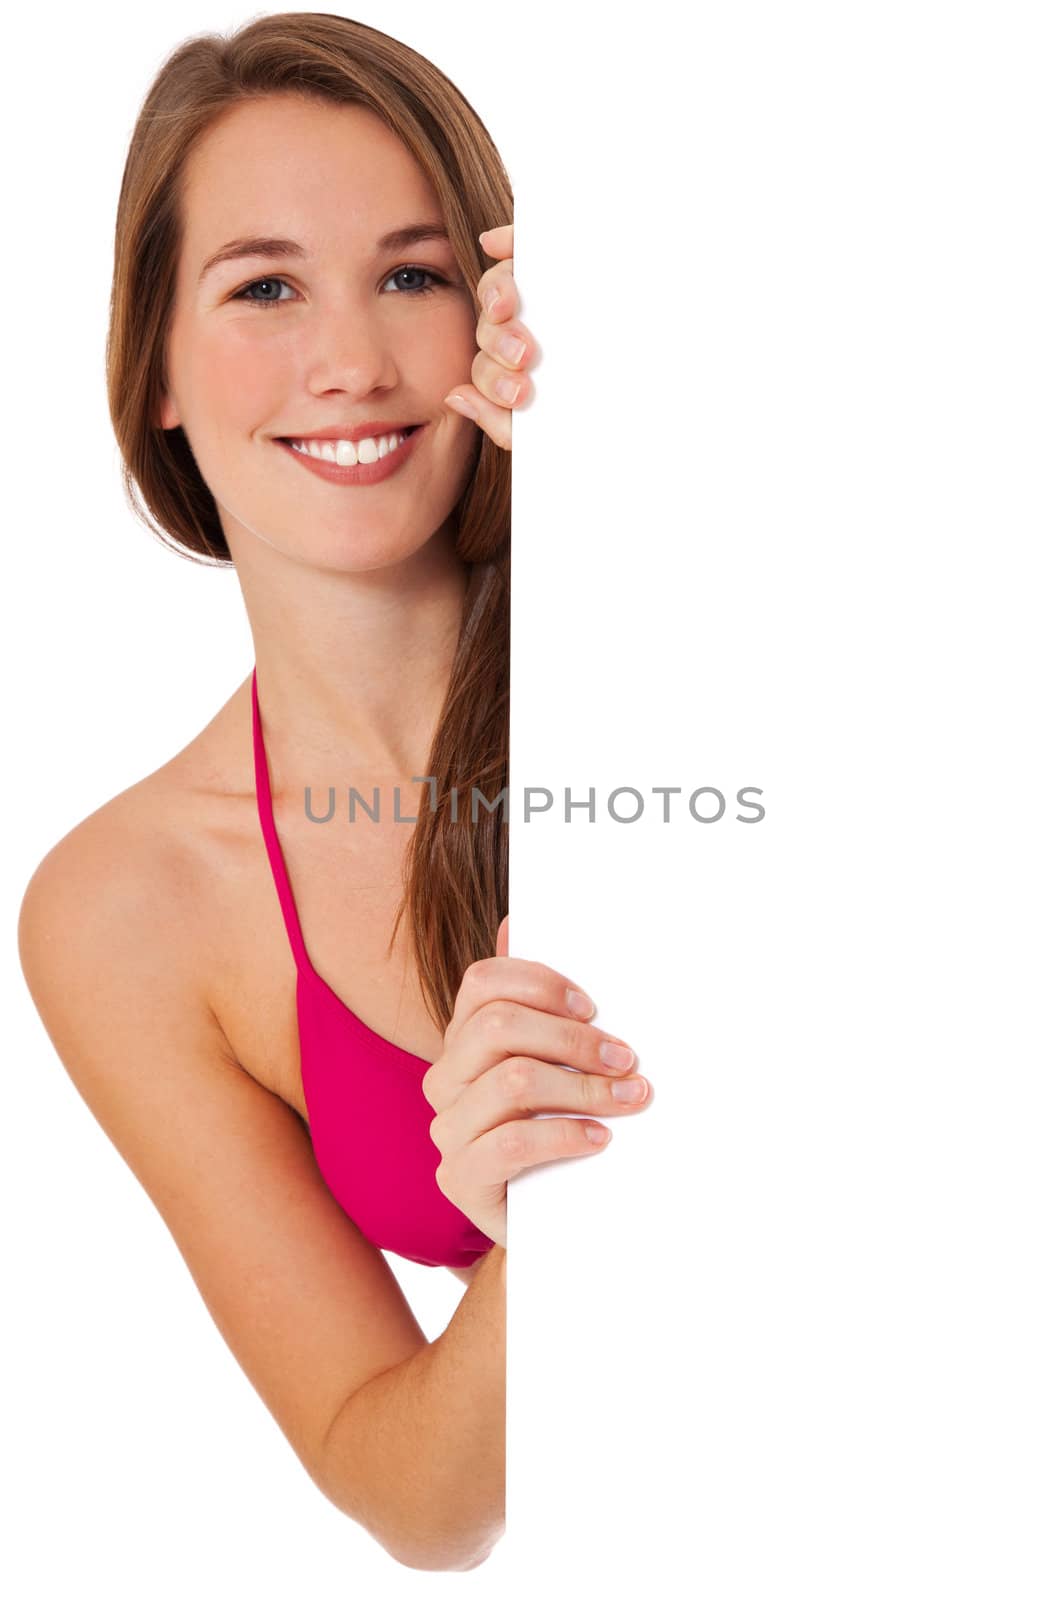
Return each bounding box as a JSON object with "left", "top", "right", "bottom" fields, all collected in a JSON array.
[
  {"left": 443, "top": 387, "right": 480, "bottom": 421},
  {"left": 496, "top": 912, "right": 509, "bottom": 958}
]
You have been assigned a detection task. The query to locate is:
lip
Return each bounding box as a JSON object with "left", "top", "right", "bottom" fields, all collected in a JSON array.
[
  {"left": 283, "top": 420, "right": 421, "bottom": 443},
  {"left": 275, "top": 424, "right": 425, "bottom": 487}
]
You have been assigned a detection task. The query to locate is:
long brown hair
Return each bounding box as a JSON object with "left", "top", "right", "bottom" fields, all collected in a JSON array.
[{"left": 106, "top": 12, "right": 510, "bottom": 1033}]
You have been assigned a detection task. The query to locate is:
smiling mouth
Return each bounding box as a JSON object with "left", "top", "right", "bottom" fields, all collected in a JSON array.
[
  {"left": 279, "top": 424, "right": 424, "bottom": 466},
  {"left": 273, "top": 423, "right": 426, "bottom": 485}
]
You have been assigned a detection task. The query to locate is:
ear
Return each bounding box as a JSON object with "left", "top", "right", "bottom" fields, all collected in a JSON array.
[{"left": 157, "top": 390, "right": 180, "bottom": 430}]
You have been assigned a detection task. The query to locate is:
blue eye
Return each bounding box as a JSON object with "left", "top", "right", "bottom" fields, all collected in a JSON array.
[
  {"left": 233, "top": 277, "right": 297, "bottom": 308},
  {"left": 233, "top": 265, "right": 449, "bottom": 310},
  {"left": 382, "top": 266, "right": 447, "bottom": 296}
]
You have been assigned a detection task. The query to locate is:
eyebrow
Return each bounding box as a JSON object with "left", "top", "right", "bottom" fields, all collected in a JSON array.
[{"left": 197, "top": 222, "right": 453, "bottom": 285}]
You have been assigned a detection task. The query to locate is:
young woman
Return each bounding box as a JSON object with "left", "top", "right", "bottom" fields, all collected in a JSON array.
[{"left": 17, "top": 12, "right": 652, "bottom": 1573}]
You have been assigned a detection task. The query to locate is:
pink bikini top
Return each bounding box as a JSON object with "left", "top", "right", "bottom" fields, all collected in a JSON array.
[{"left": 251, "top": 667, "right": 493, "bottom": 1269}]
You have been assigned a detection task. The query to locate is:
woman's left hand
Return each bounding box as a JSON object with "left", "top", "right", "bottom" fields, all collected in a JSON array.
[{"left": 444, "top": 223, "right": 536, "bottom": 451}]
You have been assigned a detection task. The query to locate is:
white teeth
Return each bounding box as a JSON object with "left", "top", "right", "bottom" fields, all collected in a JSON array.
[{"left": 290, "top": 430, "right": 410, "bottom": 465}]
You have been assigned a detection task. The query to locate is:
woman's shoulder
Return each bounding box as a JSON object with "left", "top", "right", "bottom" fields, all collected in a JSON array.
[
  {"left": 18, "top": 678, "right": 255, "bottom": 982},
  {"left": 17, "top": 674, "right": 309, "bottom": 1126}
]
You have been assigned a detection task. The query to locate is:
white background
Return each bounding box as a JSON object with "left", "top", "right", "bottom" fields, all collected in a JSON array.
[{"left": 4, "top": 3, "right": 1060, "bottom": 1595}]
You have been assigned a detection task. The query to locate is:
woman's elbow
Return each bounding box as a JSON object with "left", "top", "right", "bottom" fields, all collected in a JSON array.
[
  {"left": 326, "top": 1497, "right": 505, "bottom": 1574},
  {"left": 388, "top": 1519, "right": 505, "bottom": 1572},
  {"left": 392, "top": 1545, "right": 493, "bottom": 1573}
]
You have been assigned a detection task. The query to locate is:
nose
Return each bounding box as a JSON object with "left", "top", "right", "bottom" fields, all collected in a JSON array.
[{"left": 304, "top": 306, "right": 400, "bottom": 399}]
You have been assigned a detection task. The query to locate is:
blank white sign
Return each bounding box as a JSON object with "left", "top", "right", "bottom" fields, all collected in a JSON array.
[{"left": 500, "top": 4, "right": 1061, "bottom": 1594}]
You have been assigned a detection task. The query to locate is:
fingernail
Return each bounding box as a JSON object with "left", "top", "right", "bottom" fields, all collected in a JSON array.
[
  {"left": 484, "top": 285, "right": 501, "bottom": 315},
  {"left": 499, "top": 333, "right": 526, "bottom": 364},
  {"left": 496, "top": 376, "right": 520, "bottom": 403},
  {"left": 566, "top": 988, "right": 596, "bottom": 1019},
  {"left": 445, "top": 393, "right": 476, "bottom": 418},
  {"left": 600, "top": 1041, "right": 635, "bottom": 1072}
]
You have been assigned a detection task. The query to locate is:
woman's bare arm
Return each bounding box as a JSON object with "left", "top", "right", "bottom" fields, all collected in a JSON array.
[
  {"left": 16, "top": 814, "right": 504, "bottom": 1571},
  {"left": 448, "top": 1261, "right": 482, "bottom": 1287},
  {"left": 320, "top": 1241, "right": 505, "bottom": 1569}
]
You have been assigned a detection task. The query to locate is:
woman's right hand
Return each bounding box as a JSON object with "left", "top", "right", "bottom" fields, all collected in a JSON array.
[{"left": 422, "top": 915, "right": 653, "bottom": 1248}]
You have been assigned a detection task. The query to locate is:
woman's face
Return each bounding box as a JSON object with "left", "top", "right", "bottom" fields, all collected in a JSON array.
[{"left": 159, "top": 94, "right": 481, "bottom": 571}]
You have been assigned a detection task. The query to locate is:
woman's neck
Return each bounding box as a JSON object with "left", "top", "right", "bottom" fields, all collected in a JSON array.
[{"left": 236, "top": 530, "right": 470, "bottom": 779}]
